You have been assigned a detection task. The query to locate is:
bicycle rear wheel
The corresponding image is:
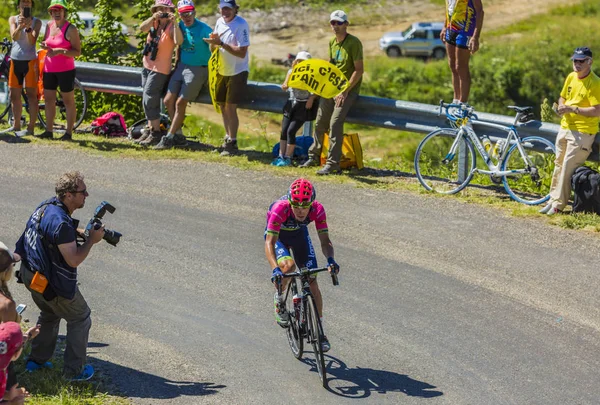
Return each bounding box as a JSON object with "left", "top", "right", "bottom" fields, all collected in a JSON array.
[
  {"left": 501, "top": 136, "right": 556, "bottom": 205},
  {"left": 306, "top": 294, "right": 327, "bottom": 388},
  {"left": 38, "top": 78, "right": 87, "bottom": 131},
  {"left": 414, "top": 128, "right": 476, "bottom": 194},
  {"left": 285, "top": 279, "right": 303, "bottom": 360}
]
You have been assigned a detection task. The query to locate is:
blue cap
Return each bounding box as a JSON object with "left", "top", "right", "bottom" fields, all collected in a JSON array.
[{"left": 571, "top": 47, "right": 592, "bottom": 60}]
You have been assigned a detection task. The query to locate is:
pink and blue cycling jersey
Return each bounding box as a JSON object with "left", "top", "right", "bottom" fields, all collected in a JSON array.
[{"left": 266, "top": 197, "right": 328, "bottom": 235}]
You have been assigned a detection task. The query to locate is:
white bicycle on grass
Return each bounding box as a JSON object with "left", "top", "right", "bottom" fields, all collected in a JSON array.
[{"left": 414, "top": 101, "right": 556, "bottom": 205}]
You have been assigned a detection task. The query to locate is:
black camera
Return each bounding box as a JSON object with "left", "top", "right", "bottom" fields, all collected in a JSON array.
[
  {"left": 142, "top": 27, "right": 159, "bottom": 61},
  {"left": 160, "top": 12, "right": 169, "bottom": 18},
  {"left": 84, "top": 201, "right": 122, "bottom": 247}
]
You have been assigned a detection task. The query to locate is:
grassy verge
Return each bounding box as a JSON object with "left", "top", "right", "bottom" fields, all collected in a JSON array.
[{"left": 12, "top": 322, "right": 129, "bottom": 404}]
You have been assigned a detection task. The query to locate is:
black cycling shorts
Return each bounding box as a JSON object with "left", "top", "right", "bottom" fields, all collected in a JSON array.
[{"left": 43, "top": 69, "right": 76, "bottom": 92}]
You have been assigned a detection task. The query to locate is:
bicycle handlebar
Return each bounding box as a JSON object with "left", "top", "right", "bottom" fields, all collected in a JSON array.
[{"left": 274, "top": 266, "right": 339, "bottom": 295}]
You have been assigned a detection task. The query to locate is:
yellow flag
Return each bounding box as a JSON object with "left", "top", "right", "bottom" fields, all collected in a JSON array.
[
  {"left": 287, "top": 59, "right": 349, "bottom": 99},
  {"left": 208, "top": 48, "right": 221, "bottom": 114}
]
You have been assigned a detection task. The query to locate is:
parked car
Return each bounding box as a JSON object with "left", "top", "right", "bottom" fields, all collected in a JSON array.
[
  {"left": 41, "top": 12, "right": 129, "bottom": 37},
  {"left": 379, "top": 22, "right": 446, "bottom": 59}
]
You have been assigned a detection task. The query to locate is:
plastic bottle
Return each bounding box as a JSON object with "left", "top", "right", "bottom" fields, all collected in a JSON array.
[
  {"left": 491, "top": 139, "right": 506, "bottom": 159},
  {"left": 481, "top": 135, "right": 492, "bottom": 154}
]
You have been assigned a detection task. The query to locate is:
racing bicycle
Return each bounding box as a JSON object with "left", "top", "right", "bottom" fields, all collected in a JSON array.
[
  {"left": 0, "top": 38, "right": 87, "bottom": 132},
  {"left": 414, "top": 101, "right": 556, "bottom": 205},
  {"left": 275, "top": 266, "right": 339, "bottom": 388}
]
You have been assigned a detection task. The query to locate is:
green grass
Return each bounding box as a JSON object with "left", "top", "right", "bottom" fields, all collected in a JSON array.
[{"left": 12, "top": 322, "right": 129, "bottom": 404}]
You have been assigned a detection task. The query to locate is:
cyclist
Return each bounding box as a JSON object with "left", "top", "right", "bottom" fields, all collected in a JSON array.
[
  {"left": 8, "top": 0, "right": 42, "bottom": 137},
  {"left": 265, "top": 178, "right": 339, "bottom": 352}
]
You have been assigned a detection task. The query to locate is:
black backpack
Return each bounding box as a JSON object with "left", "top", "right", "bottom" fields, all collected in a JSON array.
[{"left": 571, "top": 166, "right": 600, "bottom": 214}]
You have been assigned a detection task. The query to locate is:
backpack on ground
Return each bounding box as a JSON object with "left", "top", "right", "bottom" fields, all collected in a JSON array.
[
  {"left": 571, "top": 165, "right": 600, "bottom": 214},
  {"left": 320, "top": 132, "right": 364, "bottom": 169},
  {"left": 91, "top": 112, "right": 127, "bottom": 137},
  {"left": 271, "top": 136, "right": 314, "bottom": 159}
]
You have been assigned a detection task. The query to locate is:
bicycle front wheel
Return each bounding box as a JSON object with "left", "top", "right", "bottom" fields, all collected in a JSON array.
[
  {"left": 285, "top": 279, "right": 303, "bottom": 360},
  {"left": 306, "top": 294, "right": 327, "bottom": 388},
  {"left": 501, "top": 136, "right": 556, "bottom": 205},
  {"left": 38, "top": 78, "right": 87, "bottom": 131},
  {"left": 414, "top": 128, "right": 476, "bottom": 194}
]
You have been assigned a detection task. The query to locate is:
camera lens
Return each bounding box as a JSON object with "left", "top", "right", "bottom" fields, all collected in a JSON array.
[{"left": 103, "top": 229, "right": 122, "bottom": 247}]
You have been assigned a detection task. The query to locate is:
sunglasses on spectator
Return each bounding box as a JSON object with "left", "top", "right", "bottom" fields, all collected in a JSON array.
[
  {"left": 71, "top": 189, "right": 87, "bottom": 195},
  {"left": 330, "top": 20, "right": 345, "bottom": 26},
  {"left": 573, "top": 59, "right": 589, "bottom": 64},
  {"left": 180, "top": 11, "right": 194, "bottom": 17},
  {"left": 290, "top": 201, "right": 312, "bottom": 209}
]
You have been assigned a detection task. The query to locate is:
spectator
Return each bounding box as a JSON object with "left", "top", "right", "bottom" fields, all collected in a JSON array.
[
  {"left": 136, "top": 0, "right": 179, "bottom": 147},
  {"left": 539, "top": 47, "right": 600, "bottom": 215},
  {"left": 203, "top": 0, "right": 250, "bottom": 156},
  {"left": 440, "top": 0, "right": 484, "bottom": 104},
  {"left": 0, "top": 322, "right": 26, "bottom": 405},
  {"left": 0, "top": 242, "right": 40, "bottom": 405},
  {"left": 272, "top": 51, "right": 318, "bottom": 167},
  {"left": 37, "top": 0, "right": 81, "bottom": 141},
  {"left": 8, "top": 0, "right": 42, "bottom": 138},
  {"left": 15, "top": 171, "right": 104, "bottom": 381},
  {"left": 301, "top": 10, "right": 363, "bottom": 175},
  {"left": 155, "top": 0, "right": 212, "bottom": 150}
]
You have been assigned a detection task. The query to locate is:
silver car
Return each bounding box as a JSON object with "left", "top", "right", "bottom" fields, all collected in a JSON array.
[{"left": 379, "top": 22, "right": 446, "bottom": 59}]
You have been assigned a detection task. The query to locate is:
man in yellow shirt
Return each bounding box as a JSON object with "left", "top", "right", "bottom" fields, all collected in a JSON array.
[{"left": 540, "top": 47, "right": 600, "bottom": 215}]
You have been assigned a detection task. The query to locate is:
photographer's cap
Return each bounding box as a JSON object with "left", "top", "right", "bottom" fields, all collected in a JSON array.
[
  {"left": 0, "top": 242, "right": 20, "bottom": 272},
  {"left": 219, "top": 0, "right": 238, "bottom": 9},
  {"left": 571, "top": 47, "right": 593, "bottom": 60},
  {"left": 295, "top": 51, "right": 311, "bottom": 61},
  {"left": 178, "top": 0, "right": 195, "bottom": 13},
  {"left": 330, "top": 10, "right": 348, "bottom": 23},
  {"left": 48, "top": 0, "right": 68, "bottom": 11}
]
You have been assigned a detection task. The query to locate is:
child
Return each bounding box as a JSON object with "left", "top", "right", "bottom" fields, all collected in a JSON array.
[{"left": 272, "top": 51, "right": 319, "bottom": 167}]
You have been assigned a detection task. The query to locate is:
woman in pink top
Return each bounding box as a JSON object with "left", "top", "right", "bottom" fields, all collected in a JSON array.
[
  {"left": 38, "top": 0, "right": 81, "bottom": 141},
  {"left": 134, "top": 0, "right": 180, "bottom": 147}
]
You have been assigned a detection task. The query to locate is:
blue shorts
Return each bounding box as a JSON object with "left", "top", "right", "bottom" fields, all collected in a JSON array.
[
  {"left": 445, "top": 29, "right": 470, "bottom": 50},
  {"left": 271, "top": 227, "right": 318, "bottom": 271}
]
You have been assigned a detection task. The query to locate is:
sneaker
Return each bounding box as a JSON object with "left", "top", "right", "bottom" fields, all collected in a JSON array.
[
  {"left": 539, "top": 203, "right": 553, "bottom": 214},
  {"left": 57, "top": 132, "right": 72, "bottom": 141},
  {"left": 274, "top": 292, "right": 290, "bottom": 328},
  {"left": 271, "top": 156, "right": 284, "bottom": 166},
  {"left": 133, "top": 127, "right": 152, "bottom": 144},
  {"left": 69, "top": 364, "right": 94, "bottom": 382},
  {"left": 321, "top": 335, "right": 331, "bottom": 353},
  {"left": 221, "top": 138, "right": 238, "bottom": 156},
  {"left": 276, "top": 157, "right": 292, "bottom": 167},
  {"left": 153, "top": 135, "right": 174, "bottom": 150},
  {"left": 316, "top": 165, "right": 341, "bottom": 176},
  {"left": 35, "top": 130, "right": 53, "bottom": 139},
  {"left": 300, "top": 158, "right": 319, "bottom": 168},
  {"left": 26, "top": 360, "right": 53, "bottom": 372},
  {"left": 546, "top": 207, "right": 561, "bottom": 216},
  {"left": 14, "top": 129, "right": 32, "bottom": 137},
  {"left": 172, "top": 132, "right": 188, "bottom": 146},
  {"left": 139, "top": 131, "right": 162, "bottom": 147}
]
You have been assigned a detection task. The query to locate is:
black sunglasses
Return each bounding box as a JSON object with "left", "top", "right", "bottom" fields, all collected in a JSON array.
[
  {"left": 330, "top": 20, "right": 345, "bottom": 26},
  {"left": 71, "top": 189, "right": 87, "bottom": 194},
  {"left": 573, "top": 59, "right": 589, "bottom": 64}
]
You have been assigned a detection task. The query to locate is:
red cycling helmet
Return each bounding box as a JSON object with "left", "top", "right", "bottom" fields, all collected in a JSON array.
[{"left": 288, "top": 178, "right": 315, "bottom": 205}]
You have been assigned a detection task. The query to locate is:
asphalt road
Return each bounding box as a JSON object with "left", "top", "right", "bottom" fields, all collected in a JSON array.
[{"left": 1, "top": 142, "right": 599, "bottom": 404}]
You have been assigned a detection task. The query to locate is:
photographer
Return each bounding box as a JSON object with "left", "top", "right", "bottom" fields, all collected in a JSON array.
[
  {"left": 15, "top": 171, "right": 104, "bottom": 381},
  {"left": 136, "top": 0, "right": 181, "bottom": 147}
]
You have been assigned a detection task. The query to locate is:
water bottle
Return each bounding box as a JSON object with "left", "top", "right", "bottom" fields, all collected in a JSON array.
[
  {"left": 481, "top": 135, "right": 492, "bottom": 154},
  {"left": 492, "top": 139, "right": 506, "bottom": 159},
  {"left": 293, "top": 293, "right": 302, "bottom": 307}
]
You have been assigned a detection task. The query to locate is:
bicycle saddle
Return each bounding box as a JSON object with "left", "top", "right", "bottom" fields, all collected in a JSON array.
[{"left": 507, "top": 106, "right": 533, "bottom": 114}]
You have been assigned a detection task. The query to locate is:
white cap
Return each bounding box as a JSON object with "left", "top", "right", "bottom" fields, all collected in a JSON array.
[
  {"left": 0, "top": 241, "right": 20, "bottom": 272},
  {"left": 295, "top": 51, "right": 312, "bottom": 61},
  {"left": 330, "top": 10, "right": 348, "bottom": 23}
]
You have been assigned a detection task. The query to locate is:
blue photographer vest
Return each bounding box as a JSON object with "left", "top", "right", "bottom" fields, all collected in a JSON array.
[{"left": 16, "top": 197, "right": 79, "bottom": 299}]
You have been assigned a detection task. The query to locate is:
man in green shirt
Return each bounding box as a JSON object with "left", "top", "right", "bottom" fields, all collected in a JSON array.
[{"left": 301, "top": 10, "right": 364, "bottom": 175}]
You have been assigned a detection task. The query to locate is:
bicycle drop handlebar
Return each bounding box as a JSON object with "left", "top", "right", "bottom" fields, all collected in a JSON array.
[{"left": 274, "top": 266, "right": 339, "bottom": 295}]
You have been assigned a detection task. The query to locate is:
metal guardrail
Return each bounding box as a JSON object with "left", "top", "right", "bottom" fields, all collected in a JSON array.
[{"left": 74, "top": 61, "right": 600, "bottom": 160}]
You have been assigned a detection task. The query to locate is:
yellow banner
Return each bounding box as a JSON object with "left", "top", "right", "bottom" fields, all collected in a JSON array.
[
  {"left": 287, "top": 59, "right": 349, "bottom": 99},
  {"left": 208, "top": 48, "right": 221, "bottom": 113}
]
